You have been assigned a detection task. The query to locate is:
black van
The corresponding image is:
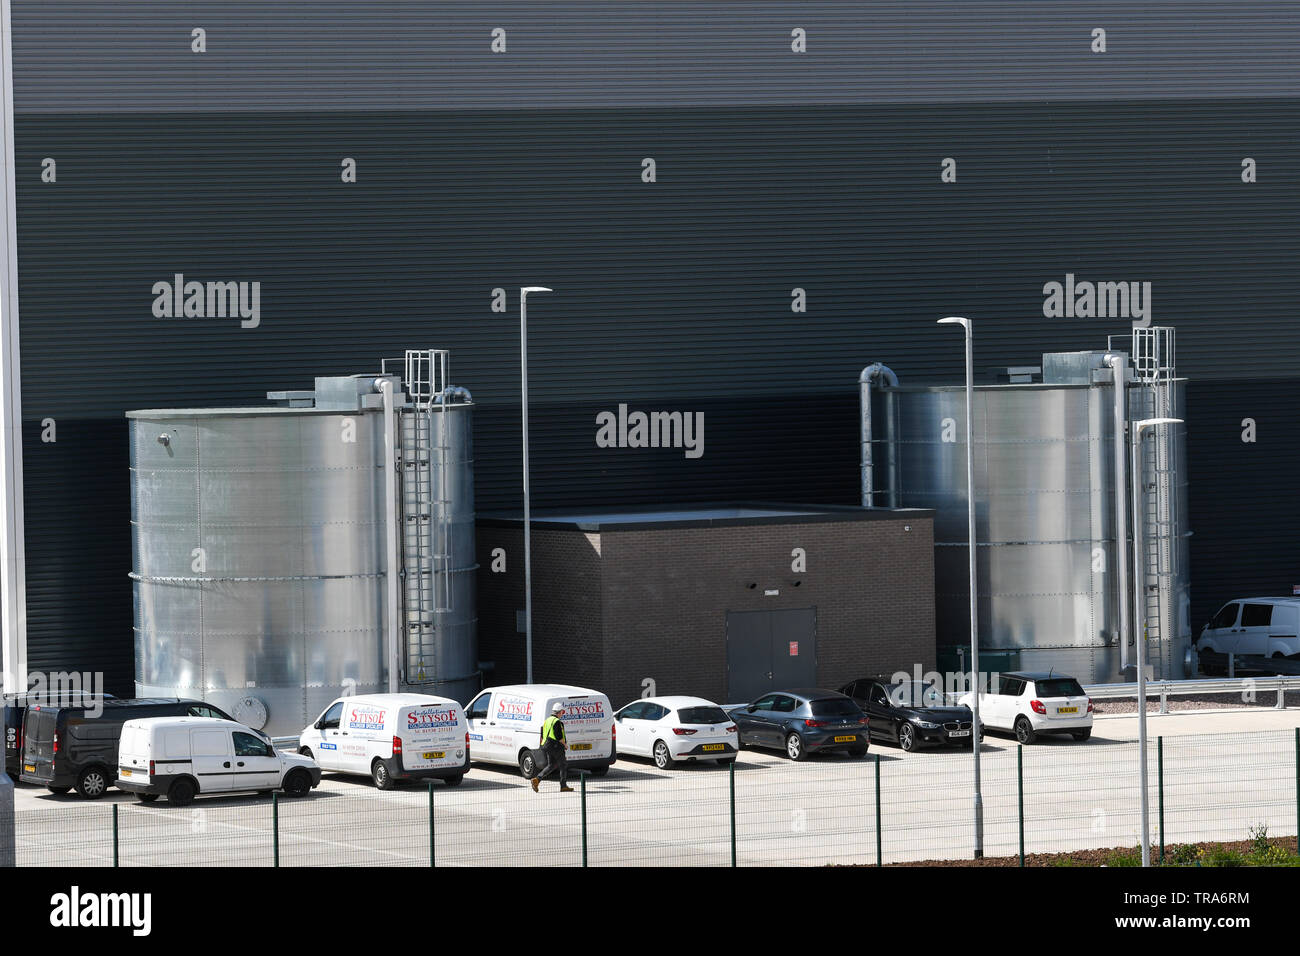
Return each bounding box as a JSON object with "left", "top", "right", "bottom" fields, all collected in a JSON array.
[
  {"left": 4, "top": 691, "right": 115, "bottom": 780},
  {"left": 20, "top": 698, "right": 238, "bottom": 798}
]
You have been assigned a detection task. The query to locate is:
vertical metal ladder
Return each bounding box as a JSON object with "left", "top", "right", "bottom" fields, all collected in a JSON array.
[
  {"left": 1131, "top": 327, "right": 1179, "bottom": 677},
  {"left": 401, "top": 349, "right": 453, "bottom": 685}
]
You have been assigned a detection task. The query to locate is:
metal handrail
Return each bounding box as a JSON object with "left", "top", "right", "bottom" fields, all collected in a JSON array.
[{"left": 1084, "top": 675, "right": 1298, "bottom": 713}]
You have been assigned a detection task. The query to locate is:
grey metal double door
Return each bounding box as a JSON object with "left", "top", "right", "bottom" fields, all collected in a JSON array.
[{"left": 725, "top": 607, "right": 818, "bottom": 703}]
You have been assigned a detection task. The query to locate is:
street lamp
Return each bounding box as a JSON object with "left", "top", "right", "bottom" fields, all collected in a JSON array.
[
  {"left": 519, "top": 286, "right": 552, "bottom": 684},
  {"left": 1131, "top": 415, "right": 1181, "bottom": 867},
  {"left": 937, "top": 315, "right": 983, "bottom": 859}
]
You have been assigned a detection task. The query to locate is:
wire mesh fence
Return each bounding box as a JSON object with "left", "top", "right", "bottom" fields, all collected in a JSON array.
[{"left": 12, "top": 728, "right": 1300, "bottom": 866}]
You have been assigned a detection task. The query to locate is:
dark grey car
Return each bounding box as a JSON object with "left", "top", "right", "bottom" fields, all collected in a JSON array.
[{"left": 728, "top": 689, "right": 869, "bottom": 761}]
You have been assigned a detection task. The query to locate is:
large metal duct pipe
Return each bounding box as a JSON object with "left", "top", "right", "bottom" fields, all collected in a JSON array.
[
  {"left": 377, "top": 377, "right": 401, "bottom": 693},
  {"left": 1104, "top": 354, "right": 1131, "bottom": 673},
  {"left": 859, "top": 363, "right": 899, "bottom": 507}
]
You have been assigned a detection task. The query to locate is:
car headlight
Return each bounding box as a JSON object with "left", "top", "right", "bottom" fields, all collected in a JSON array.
[{"left": 916, "top": 720, "right": 940, "bottom": 730}]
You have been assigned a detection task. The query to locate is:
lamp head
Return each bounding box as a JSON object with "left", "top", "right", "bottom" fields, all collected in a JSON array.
[{"left": 937, "top": 316, "right": 970, "bottom": 330}]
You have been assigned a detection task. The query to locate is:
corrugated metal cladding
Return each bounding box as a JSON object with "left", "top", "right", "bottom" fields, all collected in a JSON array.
[{"left": 8, "top": 2, "right": 1300, "bottom": 693}]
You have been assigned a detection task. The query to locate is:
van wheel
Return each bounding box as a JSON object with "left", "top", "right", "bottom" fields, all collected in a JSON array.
[
  {"left": 283, "top": 770, "right": 312, "bottom": 797},
  {"left": 518, "top": 750, "right": 539, "bottom": 778},
  {"left": 1199, "top": 650, "right": 1224, "bottom": 676},
  {"left": 135, "top": 793, "right": 159, "bottom": 803},
  {"left": 76, "top": 766, "right": 111, "bottom": 799},
  {"left": 298, "top": 747, "right": 313, "bottom": 760},
  {"left": 1014, "top": 717, "right": 1037, "bottom": 745},
  {"left": 167, "top": 778, "right": 196, "bottom": 807},
  {"left": 653, "top": 740, "right": 674, "bottom": 770},
  {"left": 444, "top": 775, "right": 463, "bottom": 787},
  {"left": 371, "top": 760, "right": 395, "bottom": 791}
]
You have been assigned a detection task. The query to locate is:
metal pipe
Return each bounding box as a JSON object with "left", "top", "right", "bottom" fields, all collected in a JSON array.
[
  {"left": 0, "top": 0, "right": 25, "bottom": 696},
  {"left": 519, "top": 287, "right": 552, "bottom": 684},
  {"left": 859, "top": 363, "right": 898, "bottom": 508},
  {"left": 378, "top": 378, "right": 401, "bottom": 693},
  {"left": 937, "top": 316, "right": 982, "bottom": 859},
  {"left": 1105, "top": 354, "right": 1131, "bottom": 674}
]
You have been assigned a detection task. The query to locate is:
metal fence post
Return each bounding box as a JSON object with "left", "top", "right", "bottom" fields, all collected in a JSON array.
[
  {"left": 1017, "top": 744, "right": 1024, "bottom": 867},
  {"left": 1277, "top": 677, "right": 1286, "bottom": 711},
  {"left": 1295, "top": 727, "right": 1299, "bottom": 854},
  {"left": 112, "top": 803, "right": 119, "bottom": 867},
  {"left": 434, "top": 780, "right": 444, "bottom": 868},
  {"left": 729, "top": 758, "right": 736, "bottom": 868},
  {"left": 272, "top": 791, "right": 279, "bottom": 868},
  {"left": 580, "top": 773, "right": 588, "bottom": 867},
  {"left": 0, "top": 773, "right": 13, "bottom": 868},
  {"left": 874, "top": 753, "right": 882, "bottom": 867},
  {"left": 1157, "top": 736, "right": 1165, "bottom": 865}
]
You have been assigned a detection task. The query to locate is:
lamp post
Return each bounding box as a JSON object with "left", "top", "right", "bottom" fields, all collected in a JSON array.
[
  {"left": 937, "top": 315, "right": 983, "bottom": 859},
  {"left": 519, "top": 286, "right": 552, "bottom": 684},
  {"left": 1131, "top": 416, "right": 1181, "bottom": 867}
]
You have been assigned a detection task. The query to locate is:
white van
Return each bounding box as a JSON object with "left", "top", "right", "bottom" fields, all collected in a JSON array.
[
  {"left": 116, "top": 717, "right": 320, "bottom": 806},
  {"left": 298, "top": 693, "right": 470, "bottom": 790},
  {"left": 1196, "top": 597, "right": 1300, "bottom": 671},
  {"left": 464, "top": 684, "right": 616, "bottom": 777}
]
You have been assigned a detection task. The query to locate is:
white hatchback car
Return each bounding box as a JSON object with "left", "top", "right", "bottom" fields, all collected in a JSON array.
[
  {"left": 613, "top": 696, "right": 738, "bottom": 769},
  {"left": 958, "top": 672, "right": 1093, "bottom": 744}
]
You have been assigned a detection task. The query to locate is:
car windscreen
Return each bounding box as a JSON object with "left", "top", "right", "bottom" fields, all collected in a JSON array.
[
  {"left": 1035, "top": 679, "right": 1085, "bottom": 698},
  {"left": 677, "top": 706, "right": 729, "bottom": 725},
  {"left": 808, "top": 698, "right": 861, "bottom": 717}
]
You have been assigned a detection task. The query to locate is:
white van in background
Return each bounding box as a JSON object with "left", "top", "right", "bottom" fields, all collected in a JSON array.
[
  {"left": 1196, "top": 598, "right": 1300, "bottom": 672},
  {"left": 464, "top": 684, "right": 616, "bottom": 777},
  {"left": 116, "top": 717, "right": 319, "bottom": 806},
  {"left": 298, "top": 693, "right": 470, "bottom": 790}
]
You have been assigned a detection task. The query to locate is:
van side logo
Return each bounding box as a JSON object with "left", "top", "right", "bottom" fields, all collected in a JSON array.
[
  {"left": 495, "top": 697, "right": 534, "bottom": 722},
  {"left": 49, "top": 886, "right": 152, "bottom": 937},
  {"left": 347, "top": 707, "right": 386, "bottom": 730},
  {"left": 151, "top": 273, "right": 261, "bottom": 329},
  {"left": 1042, "top": 273, "right": 1151, "bottom": 328}
]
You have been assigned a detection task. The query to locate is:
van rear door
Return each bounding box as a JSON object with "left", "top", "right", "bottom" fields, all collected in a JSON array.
[
  {"left": 552, "top": 695, "right": 612, "bottom": 759},
  {"left": 21, "top": 706, "right": 62, "bottom": 780},
  {"left": 399, "top": 703, "right": 466, "bottom": 772}
]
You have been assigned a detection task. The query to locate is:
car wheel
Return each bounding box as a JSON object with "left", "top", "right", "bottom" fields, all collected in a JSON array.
[
  {"left": 1072, "top": 729, "right": 1092, "bottom": 742},
  {"left": 518, "top": 750, "right": 538, "bottom": 778},
  {"left": 75, "top": 766, "right": 111, "bottom": 799},
  {"left": 653, "top": 740, "right": 674, "bottom": 770},
  {"left": 849, "top": 746, "right": 869, "bottom": 758},
  {"left": 135, "top": 792, "right": 159, "bottom": 803},
  {"left": 372, "top": 760, "right": 395, "bottom": 791},
  {"left": 167, "top": 777, "right": 196, "bottom": 807},
  {"left": 283, "top": 769, "right": 312, "bottom": 797},
  {"left": 45, "top": 786, "right": 71, "bottom": 795},
  {"left": 444, "top": 774, "right": 464, "bottom": 787},
  {"left": 1014, "top": 717, "right": 1037, "bottom": 745},
  {"left": 898, "top": 723, "right": 917, "bottom": 752},
  {"left": 589, "top": 765, "right": 609, "bottom": 777},
  {"left": 785, "top": 733, "right": 808, "bottom": 761}
]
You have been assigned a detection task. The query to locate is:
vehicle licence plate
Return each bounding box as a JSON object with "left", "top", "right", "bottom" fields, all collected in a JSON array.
[
  {"left": 121, "top": 769, "right": 132, "bottom": 776},
  {"left": 833, "top": 735, "right": 856, "bottom": 743},
  {"left": 1058, "top": 707, "right": 1078, "bottom": 714},
  {"left": 23, "top": 764, "right": 33, "bottom": 773},
  {"left": 701, "top": 744, "right": 724, "bottom": 752},
  {"left": 422, "top": 751, "right": 445, "bottom": 760},
  {"left": 570, "top": 743, "right": 592, "bottom": 751},
  {"left": 949, "top": 730, "right": 971, "bottom": 737}
]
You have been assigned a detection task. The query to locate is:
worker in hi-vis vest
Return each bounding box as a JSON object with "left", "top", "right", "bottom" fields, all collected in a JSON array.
[{"left": 531, "top": 702, "right": 574, "bottom": 793}]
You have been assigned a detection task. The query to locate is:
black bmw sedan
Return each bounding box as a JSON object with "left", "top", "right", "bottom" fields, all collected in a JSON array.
[{"left": 840, "top": 679, "right": 980, "bottom": 752}]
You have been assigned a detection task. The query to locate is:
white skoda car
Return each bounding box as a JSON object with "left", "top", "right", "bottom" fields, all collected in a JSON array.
[{"left": 958, "top": 672, "right": 1093, "bottom": 744}]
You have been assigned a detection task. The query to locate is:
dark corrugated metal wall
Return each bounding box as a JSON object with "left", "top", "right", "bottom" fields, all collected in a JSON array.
[{"left": 12, "top": 102, "right": 1300, "bottom": 691}]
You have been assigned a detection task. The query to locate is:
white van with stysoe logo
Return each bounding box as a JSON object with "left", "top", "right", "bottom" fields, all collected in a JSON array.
[
  {"left": 464, "top": 684, "right": 616, "bottom": 777},
  {"left": 298, "top": 693, "right": 470, "bottom": 790}
]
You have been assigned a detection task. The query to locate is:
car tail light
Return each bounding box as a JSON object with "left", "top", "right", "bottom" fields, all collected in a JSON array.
[
  {"left": 392, "top": 735, "right": 403, "bottom": 756},
  {"left": 672, "top": 728, "right": 697, "bottom": 736},
  {"left": 724, "top": 725, "right": 736, "bottom": 733},
  {"left": 1086, "top": 699, "right": 1094, "bottom": 713},
  {"left": 858, "top": 717, "right": 870, "bottom": 725},
  {"left": 804, "top": 719, "right": 826, "bottom": 728},
  {"left": 149, "top": 759, "right": 155, "bottom": 776},
  {"left": 1030, "top": 700, "right": 1046, "bottom": 715}
]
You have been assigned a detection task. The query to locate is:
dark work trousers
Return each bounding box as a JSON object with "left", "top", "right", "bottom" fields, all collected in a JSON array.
[{"left": 538, "top": 738, "right": 568, "bottom": 787}]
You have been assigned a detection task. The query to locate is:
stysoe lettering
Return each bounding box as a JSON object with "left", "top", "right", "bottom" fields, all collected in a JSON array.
[
  {"left": 151, "top": 273, "right": 261, "bottom": 329},
  {"left": 407, "top": 710, "right": 457, "bottom": 728}
]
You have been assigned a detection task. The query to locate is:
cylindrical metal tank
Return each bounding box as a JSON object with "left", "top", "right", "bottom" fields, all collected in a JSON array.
[
  {"left": 129, "top": 367, "right": 479, "bottom": 736},
  {"left": 129, "top": 407, "right": 389, "bottom": 736},
  {"left": 872, "top": 374, "right": 1190, "bottom": 685}
]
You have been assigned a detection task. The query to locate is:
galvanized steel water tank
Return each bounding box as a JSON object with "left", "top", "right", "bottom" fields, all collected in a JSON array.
[
  {"left": 129, "top": 359, "right": 478, "bottom": 736},
  {"left": 867, "top": 344, "right": 1190, "bottom": 685}
]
